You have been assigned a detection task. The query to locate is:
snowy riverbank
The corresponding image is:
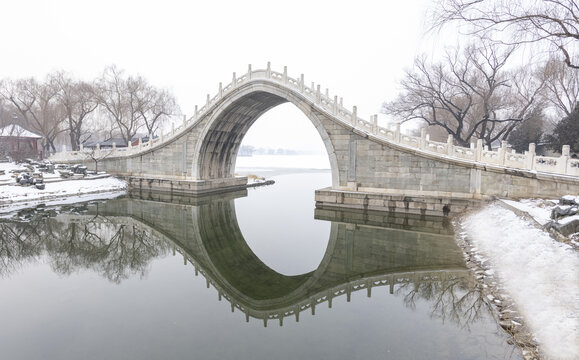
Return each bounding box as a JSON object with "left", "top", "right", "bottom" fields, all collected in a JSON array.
[
  {"left": 0, "top": 162, "right": 127, "bottom": 213},
  {"left": 460, "top": 201, "right": 578, "bottom": 360}
]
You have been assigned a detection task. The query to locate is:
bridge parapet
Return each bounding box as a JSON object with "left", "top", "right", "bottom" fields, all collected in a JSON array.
[{"left": 50, "top": 63, "right": 579, "bottom": 178}]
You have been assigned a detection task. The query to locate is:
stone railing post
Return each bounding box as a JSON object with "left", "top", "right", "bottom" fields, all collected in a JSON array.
[
  {"left": 300, "top": 74, "right": 304, "bottom": 92},
  {"left": 247, "top": 64, "right": 252, "bottom": 80},
  {"left": 395, "top": 123, "right": 401, "bottom": 143},
  {"left": 206, "top": 94, "right": 210, "bottom": 107},
  {"left": 219, "top": 82, "right": 223, "bottom": 98},
  {"left": 138, "top": 137, "right": 143, "bottom": 148},
  {"left": 499, "top": 141, "right": 507, "bottom": 165},
  {"left": 560, "top": 145, "right": 570, "bottom": 174},
  {"left": 447, "top": 135, "right": 454, "bottom": 156},
  {"left": 372, "top": 115, "right": 378, "bottom": 134},
  {"left": 420, "top": 128, "right": 426, "bottom": 150},
  {"left": 266, "top": 62, "right": 271, "bottom": 78},
  {"left": 112, "top": 142, "right": 116, "bottom": 151},
  {"left": 128, "top": 140, "right": 132, "bottom": 149},
  {"left": 316, "top": 85, "right": 321, "bottom": 104},
  {"left": 96, "top": 143, "right": 101, "bottom": 156},
  {"left": 352, "top": 106, "right": 357, "bottom": 126},
  {"left": 333, "top": 95, "right": 338, "bottom": 115},
  {"left": 194, "top": 105, "right": 198, "bottom": 120},
  {"left": 475, "top": 139, "right": 483, "bottom": 162},
  {"left": 80, "top": 144, "right": 84, "bottom": 151},
  {"left": 283, "top": 66, "right": 287, "bottom": 84},
  {"left": 171, "top": 122, "right": 175, "bottom": 134},
  {"left": 232, "top": 72, "right": 237, "bottom": 86},
  {"left": 526, "top": 143, "right": 536, "bottom": 170}
]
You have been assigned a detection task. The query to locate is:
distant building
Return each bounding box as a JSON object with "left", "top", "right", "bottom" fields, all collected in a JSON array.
[
  {"left": 0, "top": 124, "right": 43, "bottom": 161},
  {"left": 82, "top": 138, "right": 128, "bottom": 149},
  {"left": 130, "top": 135, "right": 158, "bottom": 147}
]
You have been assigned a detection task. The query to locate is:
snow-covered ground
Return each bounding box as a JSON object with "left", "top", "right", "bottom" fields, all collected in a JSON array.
[
  {"left": 501, "top": 198, "right": 557, "bottom": 226},
  {"left": 462, "top": 203, "right": 578, "bottom": 360},
  {"left": 0, "top": 162, "right": 127, "bottom": 213}
]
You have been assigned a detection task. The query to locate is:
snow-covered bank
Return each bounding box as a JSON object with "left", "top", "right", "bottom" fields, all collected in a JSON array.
[
  {"left": 500, "top": 199, "right": 556, "bottom": 226},
  {"left": 0, "top": 177, "right": 127, "bottom": 212},
  {"left": 462, "top": 204, "right": 578, "bottom": 360},
  {"left": 0, "top": 161, "right": 127, "bottom": 212},
  {"left": 0, "top": 190, "right": 127, "bottom": 217}
]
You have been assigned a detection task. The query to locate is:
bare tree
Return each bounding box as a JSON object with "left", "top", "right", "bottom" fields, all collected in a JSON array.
[
  {"left": 50, "top": 72, "right": 99, "bottom": 150},
  {"left": 94, "top": 65, "right": 144, "bottom": 143},
  {"left": 0, "top": 78, "right": 66, "bottom": 152},
  {"left": 383, "top": 43, "right": 545, "bottom": 148},
  {"left": 432, "top": 0, "right": 579, "bottom": 68},
  {"left": 138, "top": 86, "right": 178, "bottom": 136},
  {"left": 94, "top": 65, "right": 178, "bottom": 143},
  {"left": 83, "top": 147, "right": 114, "bottom": 174},
  {"left": 541, "top": 56, "right": 579, "bottom": 118},
  {"left": 0, "top": 98, "right": 11, "bottom": 128}
]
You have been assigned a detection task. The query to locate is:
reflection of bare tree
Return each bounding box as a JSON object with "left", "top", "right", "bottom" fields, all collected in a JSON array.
[
  {"left": 397, "top": 275, "right": 492, "bottom": 330},
  {"left": 0, "top": 213, "right": 170, "bottom": 284},
  {"left": 0, "top": 222, "right": 44, "bottom": 277},
  {"left": 46, "top": 217, "right": 171, "bottom": 284}
]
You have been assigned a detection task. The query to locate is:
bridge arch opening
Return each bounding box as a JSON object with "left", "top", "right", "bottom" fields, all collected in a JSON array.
[
  {"left": 231, "top": 103, "right": 332, "bottom": 276},
  {"left": 235, "top": 103, "right": 331, "bottom": 172},
  {"left": 191, "top": 84, "right": 340, "bottom": 186}
]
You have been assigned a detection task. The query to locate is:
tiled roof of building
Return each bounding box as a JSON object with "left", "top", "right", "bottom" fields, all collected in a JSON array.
[{"left": 0, "top": 124, "right": 42, "bottom": 138}]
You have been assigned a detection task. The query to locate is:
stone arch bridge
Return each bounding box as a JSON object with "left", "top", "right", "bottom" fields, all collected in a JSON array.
[{"left": 52, "top": 63, "right": 579, "bottom": 215}]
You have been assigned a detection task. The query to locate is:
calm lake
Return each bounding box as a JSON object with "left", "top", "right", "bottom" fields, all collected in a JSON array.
[{"left": 0, "top": 168, "right": 522, "bottom": 359}]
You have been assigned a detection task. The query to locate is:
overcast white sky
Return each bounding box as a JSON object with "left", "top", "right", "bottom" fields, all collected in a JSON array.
[{"left": 0, "top": 0, "right": 454, "bottom": 152}]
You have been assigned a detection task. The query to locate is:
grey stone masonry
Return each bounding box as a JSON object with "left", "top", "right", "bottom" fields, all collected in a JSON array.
[{"left": 50, "top": 64, "right": 579, "bottom": 212}]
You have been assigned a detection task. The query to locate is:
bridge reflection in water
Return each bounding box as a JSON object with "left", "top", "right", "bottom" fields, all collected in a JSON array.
[{"left": 0, "top": 192, "right": 492, "bottom": 330}]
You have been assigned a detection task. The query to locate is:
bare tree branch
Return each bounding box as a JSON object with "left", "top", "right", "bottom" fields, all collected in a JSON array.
[
  {"left": 383, "top": 42, "right": 545, "bottom": 148},
  {"left": 431, "top": 0, "right": 579, "bottom": 68}
]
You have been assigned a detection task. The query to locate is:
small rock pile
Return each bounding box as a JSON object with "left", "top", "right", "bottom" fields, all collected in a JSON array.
[{"left": 546, "top": 195, "right": 579, "bottom": 237}]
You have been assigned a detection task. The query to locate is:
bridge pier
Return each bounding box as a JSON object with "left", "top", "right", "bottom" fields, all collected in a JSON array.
[
  {"left": 315, "top": 188, "right": 482, "bottom": 217},
  {"left": 126, "top": 176, "right": 248, "bottom": 195}
]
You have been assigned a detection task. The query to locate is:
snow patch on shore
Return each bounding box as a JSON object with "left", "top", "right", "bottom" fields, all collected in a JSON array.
[
  {"left": 1, "top": 161, "right": 127, "bottom": 213},
  {"left": 0, "top": 177, "right": 126, "bottom": 202},
  {"left": 500, "top": 199, "right": 556, "bottom": 226},
  {"left": 463, "top": 204, "right": 578, "bottom": 359}
]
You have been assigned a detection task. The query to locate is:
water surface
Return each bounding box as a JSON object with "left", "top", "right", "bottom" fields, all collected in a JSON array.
[{"left": 0, "top": 170, "right": 521, "bottom": 359}]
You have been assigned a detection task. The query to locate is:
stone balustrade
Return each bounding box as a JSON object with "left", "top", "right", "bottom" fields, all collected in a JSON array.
[{"left": 50, "top": 63, "right": 579, "bottom": 178}]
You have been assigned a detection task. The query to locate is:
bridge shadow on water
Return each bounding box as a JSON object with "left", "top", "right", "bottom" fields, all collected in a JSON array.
[{"left": 0, "top": 191, "right": 493, "bottom": 329}]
